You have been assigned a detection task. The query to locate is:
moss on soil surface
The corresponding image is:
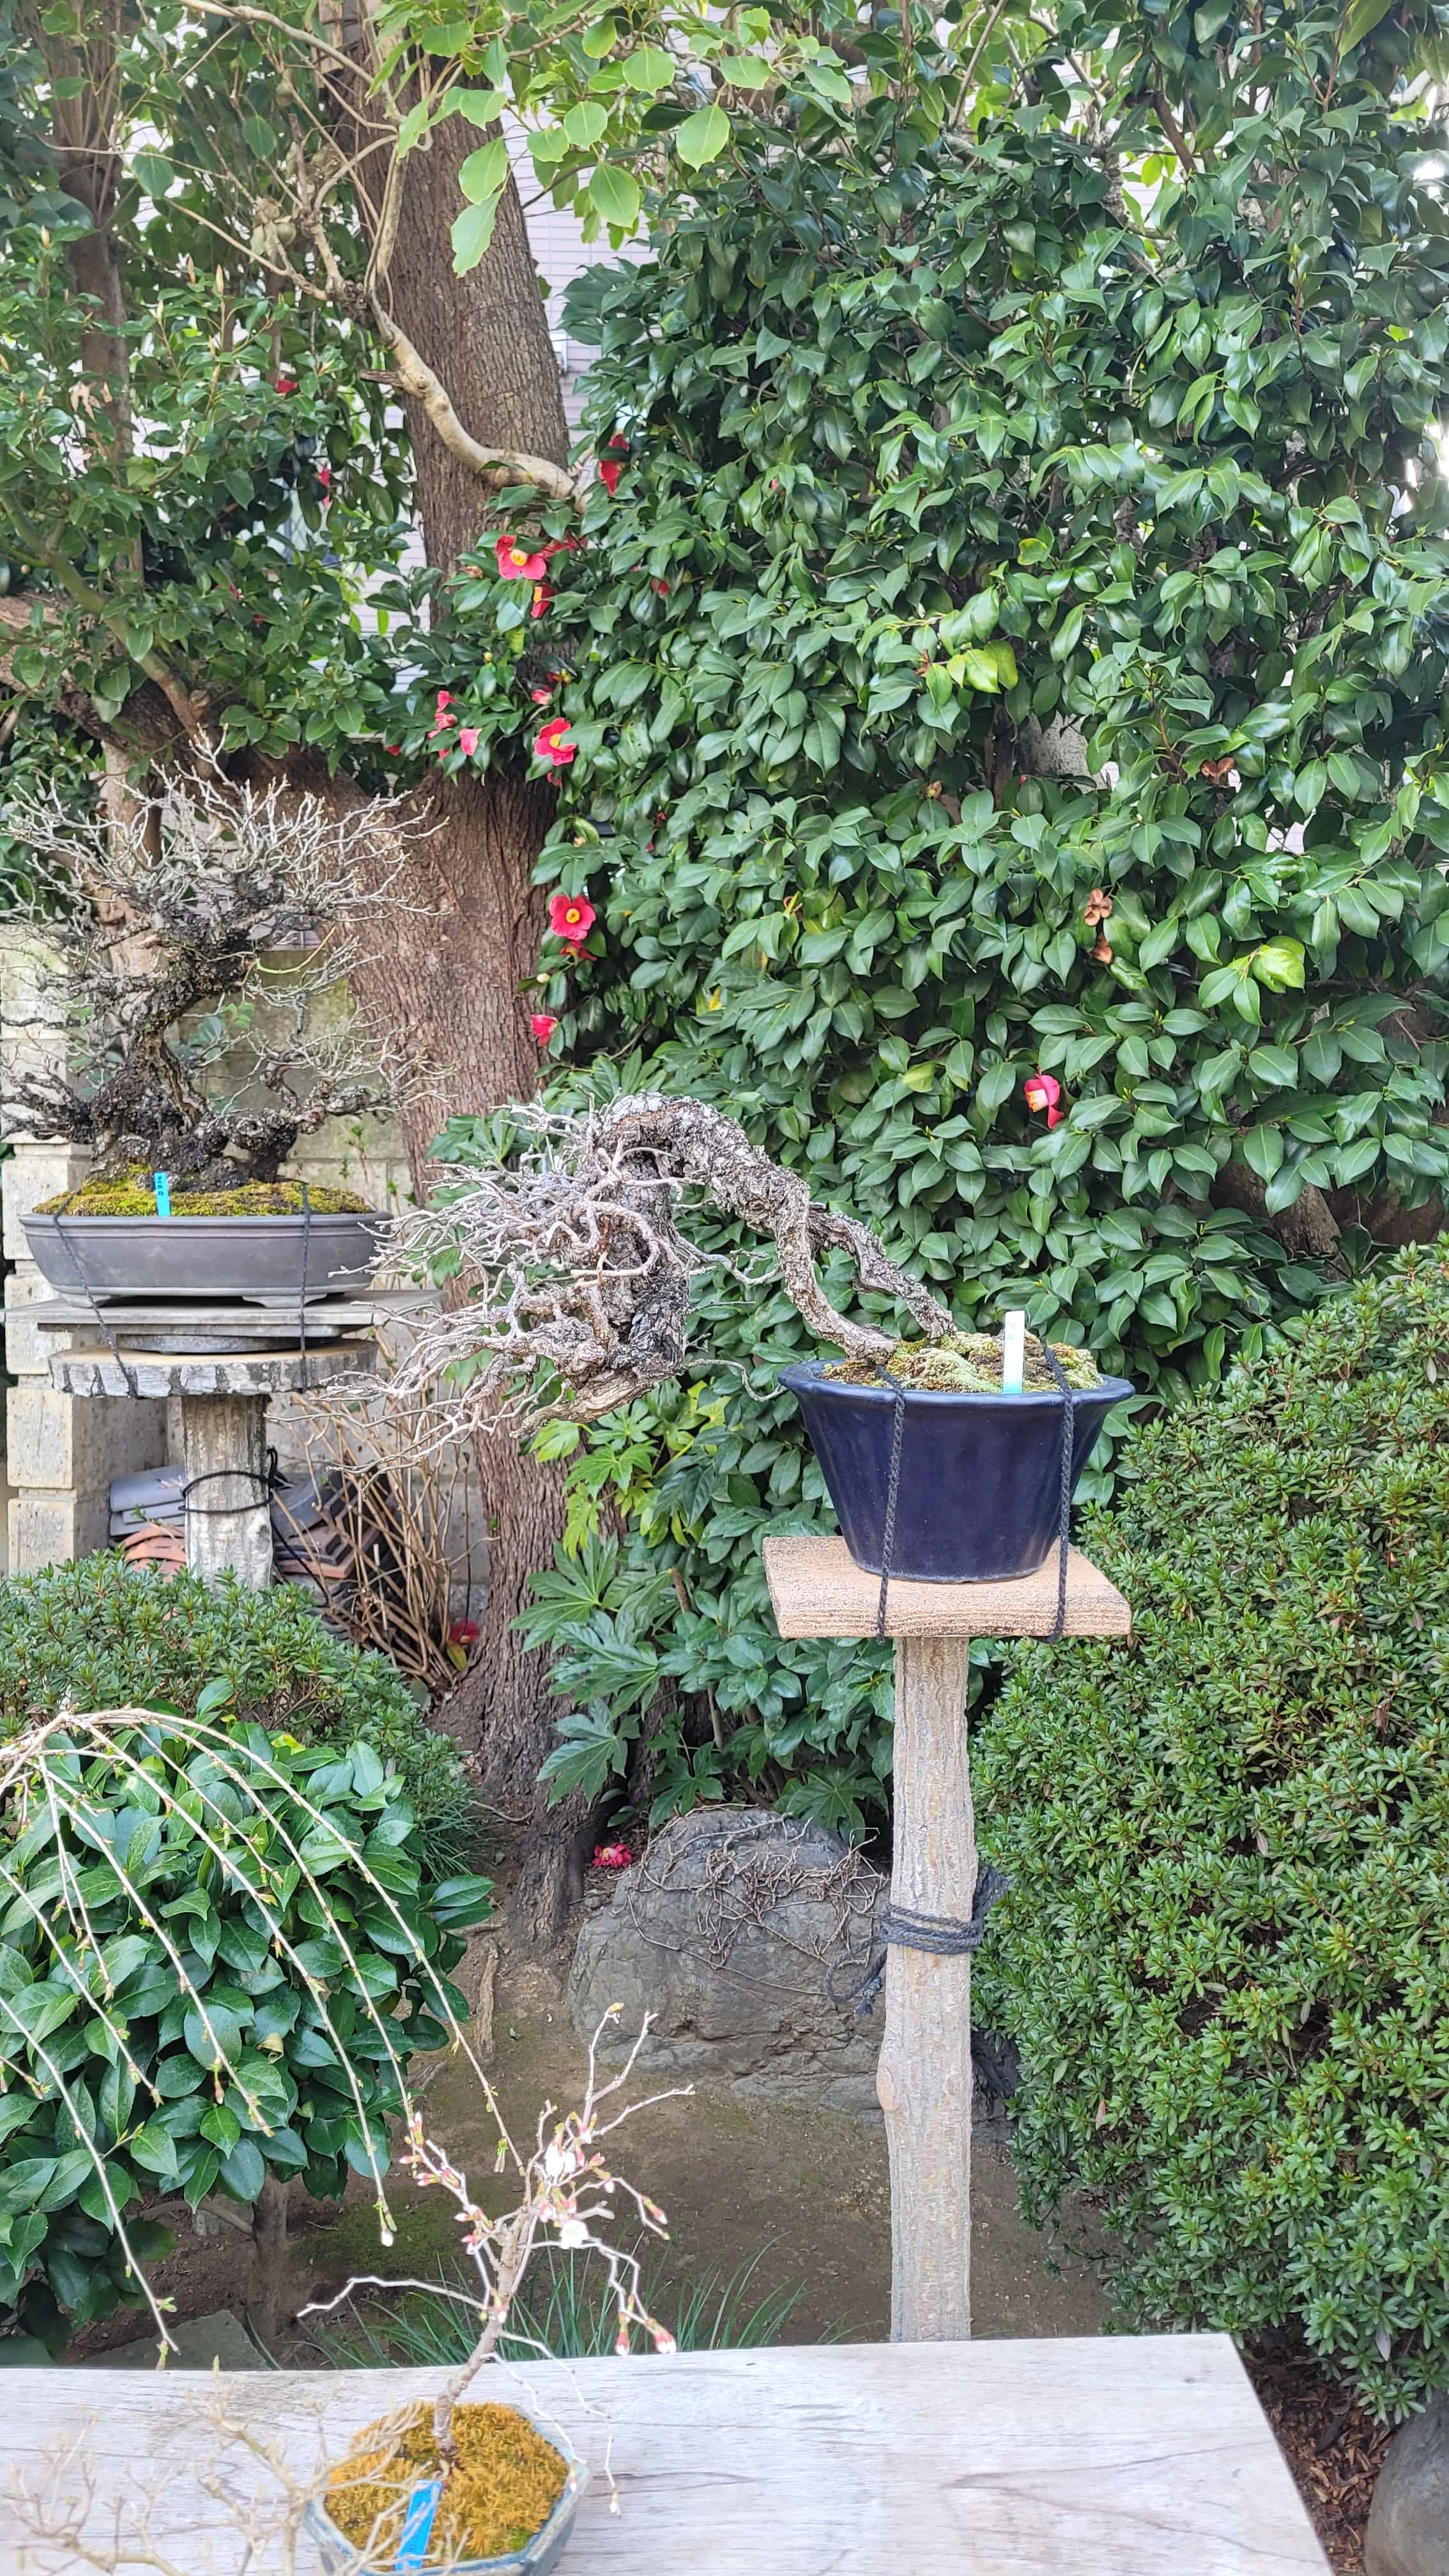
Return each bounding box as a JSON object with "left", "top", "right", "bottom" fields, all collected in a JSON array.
[
  {"left": 35, "top": 1173, "right": 371, "bottom": 1216},
  {"left": 325, "top": 2401, "right": 567, "bottom": 2563},
  {"left": 829, "top": 1331, "right": 1103, "bottom": 1393}
]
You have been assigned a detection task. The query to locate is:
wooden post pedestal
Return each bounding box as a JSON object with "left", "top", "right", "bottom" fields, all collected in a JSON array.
[{"left": 764, "top": 1533, "right": 1130, "bottom": 2342}]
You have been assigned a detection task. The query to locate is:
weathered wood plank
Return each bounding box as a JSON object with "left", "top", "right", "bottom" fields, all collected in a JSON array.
[
  {"left": 763, "top": 1534, "right": 1131, "bottom": 1640},
  {"left": 12, "top": 2338, "right": 1330, "bottom": 2573},
  {"left": 877, "top": 1639, "right": 976, "bottom": 2340}
]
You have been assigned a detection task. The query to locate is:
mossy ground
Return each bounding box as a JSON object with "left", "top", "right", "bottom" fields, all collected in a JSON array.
[
  {"left": 325, "top": 2402, "right": 567, "bottom": 2564},
  {"left": 35, "top": 1172, "right": 371, "bottom": 1217},
  {"left": 829, "top": 1331, "right": 1103, "bottom": 1393}
]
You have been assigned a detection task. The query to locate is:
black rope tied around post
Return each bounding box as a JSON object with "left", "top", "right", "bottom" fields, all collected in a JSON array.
[
  {"left": 182, "top": 1445, "right": 284, "bottom": 1521},
  {"left": 829, "top": 1862, "right": 1011, "bottom": 2020},
  {"left": 837, "top": 1323, "right": 1080, "bottom": 2018}
]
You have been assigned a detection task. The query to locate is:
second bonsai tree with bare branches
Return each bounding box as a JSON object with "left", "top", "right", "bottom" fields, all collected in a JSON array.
[{"left": 3, "top": 767, "right": 429, "bottom": 1205}]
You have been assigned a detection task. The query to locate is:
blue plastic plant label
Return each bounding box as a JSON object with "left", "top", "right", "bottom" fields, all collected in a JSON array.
[
  {"left": 153, "top": 1172, "right": 172, "bottom": 1217},
  {"left": 395, "top": 2476, "right": 443, "bottom": 2571}
]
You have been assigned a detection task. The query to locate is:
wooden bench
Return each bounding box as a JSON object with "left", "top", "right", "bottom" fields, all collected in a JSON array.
[{"left": 15, "top": 2336, "right": 1329, "bottom": 2570}]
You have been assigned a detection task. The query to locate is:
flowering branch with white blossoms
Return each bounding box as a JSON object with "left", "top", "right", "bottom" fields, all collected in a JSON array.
[{"left": 303, "top": 2007, "right": 688, "bottom": 2464}]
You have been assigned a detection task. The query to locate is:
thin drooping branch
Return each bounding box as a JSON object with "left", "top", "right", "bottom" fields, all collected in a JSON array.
[{"left": 385, "top": 1092, "right": 955, "bottom": 1442}]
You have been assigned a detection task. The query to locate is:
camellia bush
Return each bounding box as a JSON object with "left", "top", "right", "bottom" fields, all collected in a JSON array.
[
  {"left": 0, "top": 1559, "right": 475, "bottom": 1875},
  {"left": 974, "top": 1241, "right": 1449, "bottom": 2416},
  {"left": 407, "top": 0, "right": 1449, "bottom": 1828},
  {"left": 0, "top": 1711, "right": 492, "bottom": 2350}
]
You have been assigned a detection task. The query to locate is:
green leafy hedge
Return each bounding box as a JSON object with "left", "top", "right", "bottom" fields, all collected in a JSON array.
[
  {"left": 0, "top": 1559, "right": 473, "bottom": 1875},
  {"left": 417, "top": 12, "right": 1449, "bottom": 1827},
  {"left": 0, "top": 1713, "right": 492, "bottom": 2347},
  {"left": 974, "top": 1241, "right": 1449, "bottom": 2416}
]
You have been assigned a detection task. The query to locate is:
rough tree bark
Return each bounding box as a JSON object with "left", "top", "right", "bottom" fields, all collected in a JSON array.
[{"left": 342, "top": 121, "right": 583, "bottom": 1946}]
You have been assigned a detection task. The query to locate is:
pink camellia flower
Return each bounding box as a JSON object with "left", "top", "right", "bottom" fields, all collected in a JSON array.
[
  {"left": 549, "top": 891, "right": 595, "bottom": 945},
  {"left": 496, "top": 533, "right": 550, "bottom": 581},
  {"left": 1023, "top": 1070, "right": 1064, "bottom": 1130},
  {"left": 457, "top": 726, "right": 480, "bottom": 757},
  {"left": 530, "top": 685, "right": 553, "bottom": 705},
  {"left": 535, "top": 718, "right": 576, "bottom": 770},
  {"left": 531, "top": 1013, "right": 558, "bottom": 1043},
  {"left": 592, "top": 1841, "right": 634, "bottom": 1870},
  {"left": 429, "top": 689, "right": 456, "bottom": 737},
  {"left": 530, "top": 579, "right": 553, "bottom": 621}
]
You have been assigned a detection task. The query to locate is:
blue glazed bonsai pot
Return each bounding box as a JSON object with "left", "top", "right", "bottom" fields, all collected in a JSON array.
[{"left": 780, "top": 1359, "right": 1133, "bottom": 1584}]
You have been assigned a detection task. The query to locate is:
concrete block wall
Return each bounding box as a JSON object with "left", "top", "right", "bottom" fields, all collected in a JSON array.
[{"left": 3, "top": 1140, "right": 169, "bottom": 1577}]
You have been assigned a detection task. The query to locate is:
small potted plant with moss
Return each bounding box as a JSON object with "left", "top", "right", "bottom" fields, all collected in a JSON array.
[
  {"left": 374, "top": 1091, "right": 1130, "bottom": 1579},
  {"left": 303, "top": 2014, "right": 680, "bottom": 2575},
  {"left": 4, "top": 772, "right": 424, "bottom": 1303}
]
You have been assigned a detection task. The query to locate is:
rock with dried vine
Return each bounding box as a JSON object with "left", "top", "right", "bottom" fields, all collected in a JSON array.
[{"left": 387, "top": 1091, "right": 955, "bottom": 1441}]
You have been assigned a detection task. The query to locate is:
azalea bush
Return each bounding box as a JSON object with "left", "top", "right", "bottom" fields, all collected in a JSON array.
[
  {"left": 406, "top": 1, "right": 1449, "bottom": 1827},
  {"left": 974, "top": 1241, "right": 1449, "bottom": 2418},
  {"left": 0, "top": 1558, "right": 476, "bottom": 1876}
]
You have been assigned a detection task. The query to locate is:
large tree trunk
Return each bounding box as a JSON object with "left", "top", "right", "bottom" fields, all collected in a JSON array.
[{"left": 351, "top": 131, "right": 584, "bottom": 1948}]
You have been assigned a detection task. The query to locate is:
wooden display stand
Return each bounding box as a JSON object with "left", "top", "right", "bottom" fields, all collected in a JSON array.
[{"left": 763, "top": 1533, "right": 1130, "bottom": 2343}]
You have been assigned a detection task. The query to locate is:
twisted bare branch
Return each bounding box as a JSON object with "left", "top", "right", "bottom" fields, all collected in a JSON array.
[{"left": 384, "top": 1092, "right": 955, "bottom": 1442}]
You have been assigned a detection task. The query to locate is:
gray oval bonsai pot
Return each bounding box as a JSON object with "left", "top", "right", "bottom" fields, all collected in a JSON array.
[{"left": 22, "top": 1211, "right": 383, "bottom": 1305}]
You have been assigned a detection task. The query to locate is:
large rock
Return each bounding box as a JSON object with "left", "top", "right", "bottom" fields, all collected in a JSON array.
[
  {"left": 1366, "top": 2397, "right": 1449, "bottom": 2576},
  {"left": 569, "top": 1808, "right": 886, "bottom": 2113}
]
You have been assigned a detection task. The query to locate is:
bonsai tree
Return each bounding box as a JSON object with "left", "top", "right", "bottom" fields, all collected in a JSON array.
[
  {"left": 388, "top": 1090, "right": 966, "bottom": 1438},
  {"left": 3, "top": 770, "right": 423, "bottom": 1200}
]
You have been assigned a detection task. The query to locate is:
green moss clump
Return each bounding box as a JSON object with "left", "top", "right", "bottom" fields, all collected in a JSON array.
[
  {"left": 35, "top": 1172, "right": 372, "bottom": 1216},
  {"left": 326, "top": 2404, "right": 567, "bottom": 2564},
  {"left": 828, "top": 1331, "right": 1103, "bottom": 1393}
]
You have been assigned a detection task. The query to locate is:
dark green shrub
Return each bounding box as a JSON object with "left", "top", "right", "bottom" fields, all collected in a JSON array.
[
  {"left": 0, "top": 1712, "right": 492, "bottom": 2348},
  {"left": 974, "top": 1242, "right": 1449, "bottom": 2416},
  {"left": 0, "top": 1558, "right": 471, "bottom": 1873}
]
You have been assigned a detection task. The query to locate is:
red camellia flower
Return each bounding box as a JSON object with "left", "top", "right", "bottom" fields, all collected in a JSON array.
[
  {"left": 651, "top": 577, "right": 670, "bottom": 596},
  {"left": 448, "top": 1618, "right": 480, "bottom": 1649},
  {"left": 530, "top": 579, "right": 553, "bottom": 620},
  {"left": 592, "top": 1842, "right": 634, "bottom": 1871},
  {"left": 531, "top": 1012, "right": 558, "bottom": 1043},
  {"left": 457, "top": 726, "right": 480, "bottom": 757},
  {"left": 385, "top": 744, "right": 401, "bottom": 756},
  {"left": 548, "top": 891, "right": 595, "bottom": 944},
  {"left": 274, "top": 374, "right": 298, "bottom": 395},
  {"left": 1023, "top": 1070, "right": 1064, "bottom": 1130},
  {"left": 316, "top": 464, "right": 331, "bottom": 498},
  {"left": 535, "top": 718, "right": 576, "bottom": 770},
  {"left": 598, "top": 457, "right": 624, "bottom": 497},
  {"left": 496, "top": 533, "right": 550, "bottom": 581}
]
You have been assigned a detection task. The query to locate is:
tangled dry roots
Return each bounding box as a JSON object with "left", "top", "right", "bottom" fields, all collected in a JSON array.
[{"left": 386, "top": 1093, "right": 954, "bottom": 1442}]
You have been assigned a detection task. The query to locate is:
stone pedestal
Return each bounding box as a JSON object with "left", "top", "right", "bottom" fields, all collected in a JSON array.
[{"left": 44, "top": 1336, "right": 378, "bottom": 1590}]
